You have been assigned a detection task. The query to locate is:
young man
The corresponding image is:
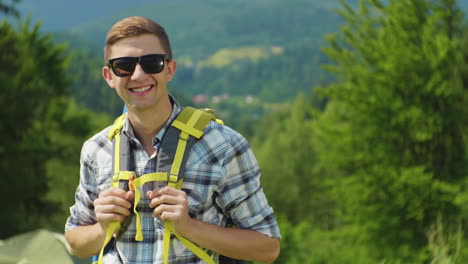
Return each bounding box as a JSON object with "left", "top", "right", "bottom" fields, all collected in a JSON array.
[{"left": 65, "top": 16, "right": 280, "bottom": 263}]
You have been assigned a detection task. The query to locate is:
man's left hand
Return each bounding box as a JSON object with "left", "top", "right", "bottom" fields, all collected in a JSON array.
[{"left": 147, "top": 186, "right": 191, "bottom": 234}]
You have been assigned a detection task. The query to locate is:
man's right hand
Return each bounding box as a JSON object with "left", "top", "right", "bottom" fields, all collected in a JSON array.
[{"left": 93, "top": 187, "right": 134, "bottom": 231}]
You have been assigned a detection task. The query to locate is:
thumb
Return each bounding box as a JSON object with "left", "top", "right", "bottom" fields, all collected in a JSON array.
[
  {"left": 147, "top": 191, "right": 154, "bottom": 199},
  {"left": 126, "top": 190, "right": 134, "bottom": 200}
]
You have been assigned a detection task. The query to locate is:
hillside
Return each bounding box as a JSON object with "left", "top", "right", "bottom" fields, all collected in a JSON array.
[
  {"left": 15, "top": 0, "right": 468, "bottom": 127},
  {"left": 67, "top": 0, "right": 346, "bottom": 59},
  {"left": 48, "top": 0, "right": 346, "bottom": 120}
]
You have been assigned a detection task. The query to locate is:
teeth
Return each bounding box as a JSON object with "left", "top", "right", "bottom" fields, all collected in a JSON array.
[{"left": 132, "top": 85, "right": 152, "bottom": 93}]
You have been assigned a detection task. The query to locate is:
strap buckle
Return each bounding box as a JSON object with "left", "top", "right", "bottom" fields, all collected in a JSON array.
[
  {"left": 167, "top": 173, "right": 179, "bottom": 184},
  {"left": 112, "top": 172, "right": 136, "bottom": 185},
  {"left": 112, "top": 172, "right": 121, "bottom": 183}
]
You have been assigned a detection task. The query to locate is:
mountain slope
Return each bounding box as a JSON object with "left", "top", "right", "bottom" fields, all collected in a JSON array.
[{"left": 68, "top": 0, "right": 344, "bottom": 59}]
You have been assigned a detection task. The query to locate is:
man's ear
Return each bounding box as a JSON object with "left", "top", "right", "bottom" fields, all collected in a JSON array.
[
  {"left": 166, "top": 60, "right": 177, "bottom": 82},
  {"left": 102, "top": 66, "right": 115, "bottom": 88}
]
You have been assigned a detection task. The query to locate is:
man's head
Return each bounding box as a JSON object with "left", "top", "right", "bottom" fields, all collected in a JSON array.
[
  {"left": 102, "top": 16, "right": 177, "bottom": 114},
  {"left": 104, "top": 16, "right": 173, "bottom": 61}
]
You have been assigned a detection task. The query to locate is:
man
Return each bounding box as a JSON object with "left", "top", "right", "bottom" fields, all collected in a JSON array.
[{"left": 65, "top": 16, "right": 280, "bottom": 263}]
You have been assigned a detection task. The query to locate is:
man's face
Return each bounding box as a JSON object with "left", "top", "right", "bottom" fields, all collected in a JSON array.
[{"left": 102, "top": 34, "right": 176, "bottom": 113}]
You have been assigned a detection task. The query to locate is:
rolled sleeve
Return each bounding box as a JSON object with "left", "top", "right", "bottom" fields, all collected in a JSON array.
[
  {"left": 65, "top": 146, "right": 99, "bottom": 231},
  {"left": 216, "top": 133, "right": 281, "bottom": 239}
]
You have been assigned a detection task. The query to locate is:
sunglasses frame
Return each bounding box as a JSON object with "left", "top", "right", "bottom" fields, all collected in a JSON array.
[{"left": 107, "top": 53, "right": 169, "bottom": 77}]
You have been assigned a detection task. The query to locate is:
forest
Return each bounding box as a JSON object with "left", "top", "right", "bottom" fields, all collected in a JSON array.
[{"left": 2, "top": 0, "right": 468, "bottom": 263}]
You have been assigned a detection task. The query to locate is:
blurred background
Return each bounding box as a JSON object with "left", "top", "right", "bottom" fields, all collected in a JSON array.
[{"left": 1, "top": 0, "right": 468, "bottom": 263}]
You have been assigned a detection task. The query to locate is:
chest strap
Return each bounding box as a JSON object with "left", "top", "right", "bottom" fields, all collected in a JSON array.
[{"left": 95, "top": 107, "right": 220, "bottom": 264}]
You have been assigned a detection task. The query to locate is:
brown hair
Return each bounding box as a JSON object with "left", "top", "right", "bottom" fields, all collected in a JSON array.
[{"left": 104, "top": 16, "right": 173, "bottom": 61}]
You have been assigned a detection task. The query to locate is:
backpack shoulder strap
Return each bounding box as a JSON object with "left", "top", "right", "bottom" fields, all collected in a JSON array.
[
  {"left": 96, "top": 113, "right": 135, "bottom": 264},
  {"left": 162, "top": 106, "right": 220, "bottom": 264},
  {"left": 172, "top": 106, "right": 218, "bottom": 138},
  {"left": 157, "top": 107, "right": 220, "bottom": 183},
  {"left": 107, "top": 113, "right": 133, "bottom": 188}
]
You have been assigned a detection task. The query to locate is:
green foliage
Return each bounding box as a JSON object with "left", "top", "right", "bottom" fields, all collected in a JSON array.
[
  {"left": 251, "top": 0, "right": 468, "bottom": 262},
  {"left": 54, "top": 0, "right": 342, "bottom": 124},
  {"left": 172, "top": 40, "right": 332, "bottom": 103},
  {"left": 253, "top": 94, "right": 332, "bottom": 226},
  {"left": 65, "top": 49, "right": 122, "bottom": 116},
  {"left": 0, "top": 18, "right": 112, "bottom": 238},
  {"left": 427, "top": 215, "right": 462, "bottom": 264},
  {"left": 4, "top": 2, "right": 468, "bottom": 263},
  {"left": 42, "top": 97, "right": 111, "bottom": 230},
  {"left": 70, "top": 0, "right": 343, "bottom": 60},
  {"left": 314, "top": 0, "right": 468, "bottom": 261},
  {"left": 0, "top": 18, "right": 70, "bottom": 238}
]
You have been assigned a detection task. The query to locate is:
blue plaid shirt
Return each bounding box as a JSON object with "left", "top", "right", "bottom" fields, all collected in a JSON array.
[{"left": 65, "top": 98, "right": 280, "bottom": 263}]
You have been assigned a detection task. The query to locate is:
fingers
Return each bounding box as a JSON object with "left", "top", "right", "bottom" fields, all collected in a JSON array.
[
  {"left": 148, "top": 192, "right": 186, "bottom": 209},
  {"left": 94, "top": 187, "right": 134, "bottom": 228},
  {"left": 94, "top": 194, "right": 132, "bottom": 209},
  {"left": 158, "top": 211, "right": 182, "bottom": 222},
  {"left": 152, "top": 202, "right": 187, "bottom": 222},
  {"left": 126, "top": 190, "right": 134, "bottom": 201},
  {"left": 98, "top": 187, "right": 128, "bottom": 200},
  {"left": 147, "top": 187, "right": 188, "bottom": 220},
  {"left": 147, "top": 187, "right": 187, "bottom": 208},
  {"left": 147, "top": 186, "right": 185, "bottom": 200},
  {"left": 96, "top": 210, "right": 128, "bottom": 224}
]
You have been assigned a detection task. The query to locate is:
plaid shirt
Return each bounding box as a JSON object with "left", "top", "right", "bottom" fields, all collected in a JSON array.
[{"left": 65, "top": 98, "right": 280, "bottom": 264}]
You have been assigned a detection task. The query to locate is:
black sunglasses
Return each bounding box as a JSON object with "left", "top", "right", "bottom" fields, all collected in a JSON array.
[{"left": 107, "top": 54, "right": 169, "bottom": 77}]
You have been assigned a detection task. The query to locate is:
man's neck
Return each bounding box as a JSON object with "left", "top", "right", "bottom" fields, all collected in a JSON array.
[{"left": 127, "top": 98, "right": 173, "bottom": 155}]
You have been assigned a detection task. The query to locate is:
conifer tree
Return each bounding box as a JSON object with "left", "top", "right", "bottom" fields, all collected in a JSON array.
[
  {"left": 315, "top": 0, "right": 468, "bottom": 261},
  {"left": 0, "top": 18, "right": 112, "bottom": 236}
]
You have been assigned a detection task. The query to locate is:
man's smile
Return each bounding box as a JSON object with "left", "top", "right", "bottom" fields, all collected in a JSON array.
[{"left": 129, "top": 84, "right": 154, "bottom": 94}]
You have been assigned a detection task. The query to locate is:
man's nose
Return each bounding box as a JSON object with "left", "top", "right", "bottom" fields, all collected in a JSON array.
[{"left": 131, "top": 63, "right": 147, "bottom": 80}]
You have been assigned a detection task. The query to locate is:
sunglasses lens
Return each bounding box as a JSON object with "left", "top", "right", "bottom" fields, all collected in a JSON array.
[
  {"left": 108, "top": 54, "right": 166, "bottom": 77},
  {"left": 140, "top": 55, "right": 165, "bottom": 74},
  {"left": 112, "top": 58, "right": 136, "bottom": 77}
]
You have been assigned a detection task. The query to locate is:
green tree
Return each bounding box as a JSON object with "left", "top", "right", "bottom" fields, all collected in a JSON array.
[
  {"left": 0, "top": 19, "right": 70, "bottom": 237},
  {"left": 0, "top": 19, "right": 111, "bottom": 237},
  {"left": 254, "top": 94, "right": 333, "bottom": 226},
  {"left": 42, "top": 97, "right": 111, "bottom": 230},
  {"left": 314, "top": 0, "right": 468, "bottom": 261}
]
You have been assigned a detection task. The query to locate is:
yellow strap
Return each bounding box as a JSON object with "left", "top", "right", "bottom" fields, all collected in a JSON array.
[
  {"left": 111, "top": 171, "right": 135, "bottom": 186},
  {"left": 163, "top": 221, "right": 173, "bottom": 264},
  {"left": 112, "top": 132, "right": 121, "bottom": 182},
  {"left": 174, "top": 232, "right": 216, "bottom": 264},
  {"left": 130, "top": 172, "right": 168, "bottom": 241},
  {"left": 171, "top": 120, "right": 204, "bottom": 139},
  {"left": 131, "top": 172, "right": 169, "bottom": 187},
  {"left": 107, "top": 113, "right": 126, "bottom": 140},
  {"left": 186, "top": 109, "right": 204, "bottom": 128},
  {"left": 162, "top": 120, "right": 216, "bottom": 264},
  {"left": 169, "top": 131, "right": 189, "bottom": 179},
  {"left": 172, "top": 107, "right": 217, "bottom": 139},
  {"left": 97, "top": 221, "right": 120, "bottom": 264},
  {"left": 97, "top": 125, "right": 126, "bottom": 264}
]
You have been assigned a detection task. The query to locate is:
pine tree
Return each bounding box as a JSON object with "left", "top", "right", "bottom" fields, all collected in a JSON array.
[
  {"left": 0, "top": 19, "right": 71, "bottom": 237},
  {"left": 0, "top": 18, "right": 113, "bottom": 236},
  {"left": 314, "top": 0, "right": 468, "bottom": 261}
]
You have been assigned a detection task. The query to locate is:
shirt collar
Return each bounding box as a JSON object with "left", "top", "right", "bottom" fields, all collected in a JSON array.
[{"left": 122, "top": 95, "right": 183, "bottom": 145}]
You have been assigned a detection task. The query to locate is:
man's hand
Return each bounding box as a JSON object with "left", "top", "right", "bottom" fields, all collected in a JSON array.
[
  {"left": 93, "top": 187, "right": 134, "bottom": 231},
  {"left": 147, "top": 186, "right": 191, "bottom": 234}
]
